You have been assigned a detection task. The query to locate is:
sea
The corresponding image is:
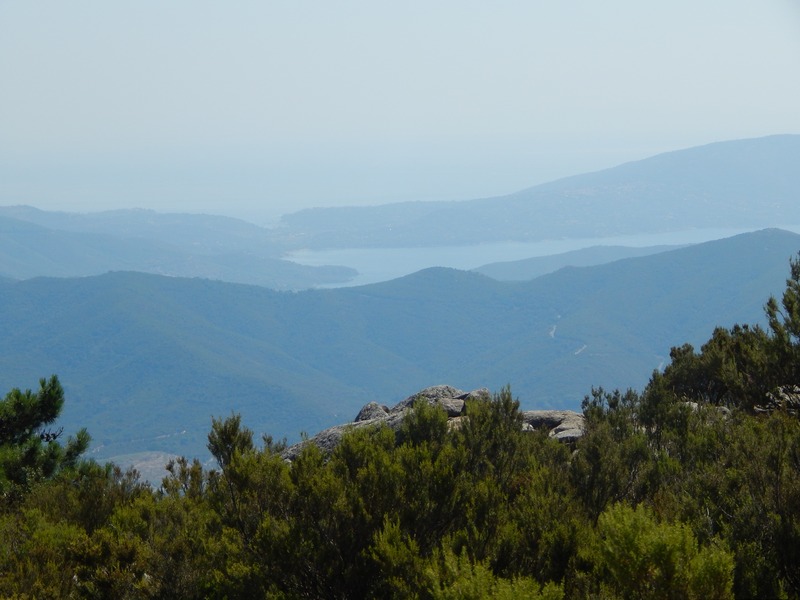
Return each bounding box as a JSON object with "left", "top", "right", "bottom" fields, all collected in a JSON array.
[{"left": 284, "top": 227, "right": 796, "bottom": 288}]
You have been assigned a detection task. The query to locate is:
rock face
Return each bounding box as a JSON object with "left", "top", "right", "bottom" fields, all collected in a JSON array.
[
  {"left": 281, "top": 385, "right": 585, "bottom": 461},
  {"left": 521, "top": 410, "right": 586, "bottom": 442},
  {"left": 756, "top": 385, "right": 800, "bottom": 416},
  {"left": 354, "top": 402, "right": 390, "bottom": 422}
]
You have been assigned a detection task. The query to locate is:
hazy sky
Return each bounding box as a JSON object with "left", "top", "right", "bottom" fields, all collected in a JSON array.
[{"left": 2, "top": 1, "right": 799, "bottom": 224}]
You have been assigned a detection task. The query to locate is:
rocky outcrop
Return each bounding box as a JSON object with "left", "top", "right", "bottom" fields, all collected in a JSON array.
[
  {"left": 281, "top": 385, "right": 585, "bottom": 461},
  {"left": 756, "top": 385, "right": 800, "bottom": 416},
  {"left": 684, "top": 401, "right": 732, "bottom": 418},
  {"left": 521, "top": 410, "right": 586, "bottom": 442},
  {"left": 354, "top": 402, "right": 390, "bottom": 422}
]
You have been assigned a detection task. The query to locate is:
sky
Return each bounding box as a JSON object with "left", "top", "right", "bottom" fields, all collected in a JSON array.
[{"left": 1, "top": 1, "right": 800, "bottom": 224}]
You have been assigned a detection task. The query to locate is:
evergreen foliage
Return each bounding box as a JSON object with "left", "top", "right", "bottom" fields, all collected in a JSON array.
[
  {"left": 3, "top": 228, "right": 798, "bottom": 462},
  {"left": 3, "top": 255, "right": 800, "bottom": 597},
  {"left": 0, "top": 375, "right": 89, "bottom": 502}
]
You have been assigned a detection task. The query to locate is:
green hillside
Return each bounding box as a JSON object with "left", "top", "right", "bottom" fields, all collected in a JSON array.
[
  {"left": 0, "top": 229, "right": 797, "bottom": 462},
  {"left": 2, "top": 231, "right": 800, "bottom": 598}
]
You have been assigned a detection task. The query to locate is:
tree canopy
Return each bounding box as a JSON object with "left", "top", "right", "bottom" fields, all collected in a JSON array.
[
  {"left": 0, "top": 375, "right": 89, "bottom": 501},
  {"left": 3, "top": 256, "right": 800, "bottom": 597}
]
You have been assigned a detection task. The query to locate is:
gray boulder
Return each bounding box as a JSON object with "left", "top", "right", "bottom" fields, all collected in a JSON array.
[
  {"left": 281, "top": 386, "right": 586, "bottom": 460},
  {"left": 355, "top": 402, "right": 390, "bottom": 422},
  {"left": 756, "top": 385, "right": 800, "bottom": 415},
  {"left": 389, "top": 385, "right": 466, "bottom": 414},
  {"left": 521, "top": 410, "right": 586, "bottom": 442}
]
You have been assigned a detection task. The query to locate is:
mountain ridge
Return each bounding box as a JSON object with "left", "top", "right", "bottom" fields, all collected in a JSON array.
[
  {"left": 473, "top": 244, "right": 686, "bottom": 281},
  {"left": 1, "top": 228, "right": 797, "bottom": 462},
  {"left": 277, "top": 135, "right": 800, "bottom": 248},
  {"left": 0, "top": 208, "right": 356, "bottom": 288}
]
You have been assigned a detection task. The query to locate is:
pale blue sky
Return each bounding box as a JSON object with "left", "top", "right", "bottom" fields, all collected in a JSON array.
[{"left": 2, "top": 1, "right": 799, "bottom": 223}]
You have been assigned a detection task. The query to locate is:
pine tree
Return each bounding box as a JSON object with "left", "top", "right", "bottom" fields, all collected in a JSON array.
[{"left": 0, "top": 375, "right": 90, "bottom": 501}]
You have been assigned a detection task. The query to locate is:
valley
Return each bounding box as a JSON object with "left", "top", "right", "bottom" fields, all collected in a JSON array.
[
  {"left": 2, "top": 135, "right": 800, "bottom": 472},
  {"left": 2, "top": 228, "right": 798, "bottom": 468}
]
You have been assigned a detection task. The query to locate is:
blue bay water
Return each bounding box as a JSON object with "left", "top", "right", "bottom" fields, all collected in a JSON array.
[{"left": 285, "top": 227, "right": 797, "bottom": 288}]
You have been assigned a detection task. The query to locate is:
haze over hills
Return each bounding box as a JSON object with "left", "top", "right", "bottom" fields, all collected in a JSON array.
[
  {"left": 2, "top": 135, "right": 800, "bottom": 471},
  {"left": 3, "top": 135, "right": 798, "bottom": 292},
  {"left": 276, "top": 135, "right": 800, "bottom": 249},
  {"left": 1, "top": 229, "right": 797, "bottom": 465},
  {"left": 0, "top": 206, "right": 356, "bottom": 289},
  {"left": 473, "top": 244, "right": 685, "bottom": 281}
]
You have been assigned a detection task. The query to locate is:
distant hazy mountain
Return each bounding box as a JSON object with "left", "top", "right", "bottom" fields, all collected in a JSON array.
[
  {"left": 0, "top": 205, "right": 287, "bottom": 258},
  {"left": 473, "top": 244, "right": 685, "bottom": 281},
  {"left": 277, "top": 135, "right": 800, "bottom": 248},
  {"left": 1, "top": 229, "right": 797, "bottom": 464},
  {"left": 0, "top": 206, "right": 355, "bottom": 289}
]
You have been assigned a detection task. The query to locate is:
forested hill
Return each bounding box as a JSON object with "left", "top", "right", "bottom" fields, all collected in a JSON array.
[
  {"left": 0, "top": 228, "right": 797, "bottom": 462},
  {"left": 277, "top": 134, "right": 800, "bottom": 248}
]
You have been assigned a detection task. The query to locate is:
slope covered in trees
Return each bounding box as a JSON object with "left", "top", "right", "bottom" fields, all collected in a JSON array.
[
  {"left": 2, "top": 253, "right": 800, "bottom": 597},
  {"left": 1, "top": 229, "right": 797, "bottom": 464}
]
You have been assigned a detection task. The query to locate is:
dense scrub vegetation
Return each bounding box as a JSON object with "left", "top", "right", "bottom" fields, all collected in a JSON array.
[{"left": 2, "top": 256, "right": 800, "bottom": 598}]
